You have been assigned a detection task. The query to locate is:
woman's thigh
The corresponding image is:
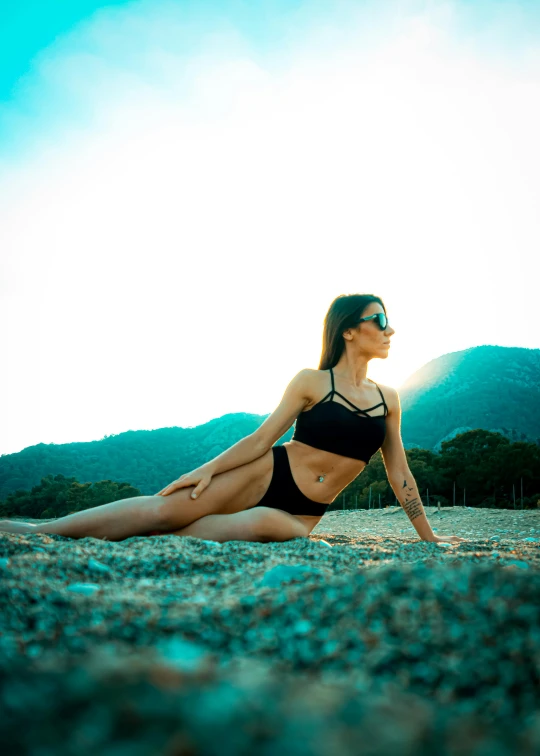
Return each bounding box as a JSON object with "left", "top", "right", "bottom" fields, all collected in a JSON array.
[
  {"left": 169, "top": 506, "right": 309, "bottom": 542},
  {"left": 156, "top": 448, "right": 275, "bottom": 530}
]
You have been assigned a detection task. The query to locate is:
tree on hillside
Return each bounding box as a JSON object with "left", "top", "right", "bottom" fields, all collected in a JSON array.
[{"left": 2, "top": 474, "right": 141, "bottom": 519}]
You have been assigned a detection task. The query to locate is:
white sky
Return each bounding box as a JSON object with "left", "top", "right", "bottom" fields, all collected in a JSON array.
[{"left": 1, "top": 0, "right": 540, "bottom": 456}]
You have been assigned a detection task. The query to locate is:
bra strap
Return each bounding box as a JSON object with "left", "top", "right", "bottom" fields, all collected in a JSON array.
[
  {"left": 372, "top": 381, "right": 388, "bottom": 414},
  {"left": 329, "top": 367, "right": 335, "bottom": 395}
]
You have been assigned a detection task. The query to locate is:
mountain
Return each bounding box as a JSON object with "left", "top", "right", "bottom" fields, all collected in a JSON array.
[
  {"left": 0, "top": 413, "right": 294, "bottom": 501},
  {"left": 0, "top": 345, "right": 538, "bottom": 501},
  {"left": 399, "top": 345, "right": 540, "bottom": 451}
]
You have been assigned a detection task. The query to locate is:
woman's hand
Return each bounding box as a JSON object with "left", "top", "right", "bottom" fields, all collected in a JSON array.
[
  {"left": 155, "top": 465, "right": 214, "bottom": 499},
  {"left": 425, "top": 534, "right": 466, "bottom": 544}
]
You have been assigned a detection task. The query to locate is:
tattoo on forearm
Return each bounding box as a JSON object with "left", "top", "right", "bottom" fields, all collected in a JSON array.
[{"left": 400, "top": 478, "right": 422, "bottom": 521}]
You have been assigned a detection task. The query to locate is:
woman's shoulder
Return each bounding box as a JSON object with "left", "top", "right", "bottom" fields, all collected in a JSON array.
[
  {"left": 371, "top": 381, "right": 399, "bottom": 412},
  {"left": 290, "top": 368, "right": 330, "bottom": 398},
  {"left": 294, "top": 367, "right": 328, "bottom": 379},
  {"left": 373, "top": 380, "right": 396, "bottom": 394},
  {"left": 296, "top": 367, "right": 330, "bottom": 385},
  {"left": 295, "top": 370, "right": 399, "bottom": 403}
]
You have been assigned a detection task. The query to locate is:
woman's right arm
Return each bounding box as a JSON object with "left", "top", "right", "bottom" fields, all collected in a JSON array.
[
  {"left": 156, "top": 369, "right": 314, "bottom": 498},
  {"left": 205, "top": 368, "right": 314, "bottom": 476}
]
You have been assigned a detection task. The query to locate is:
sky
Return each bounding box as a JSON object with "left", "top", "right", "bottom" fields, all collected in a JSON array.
[{"left": 1, "top": 0, "right": 539, "bottom": 457}]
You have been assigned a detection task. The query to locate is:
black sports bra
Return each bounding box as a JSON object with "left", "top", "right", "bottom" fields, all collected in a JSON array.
[{"left": 291, "top": 367, "right": 388, "bottom": 464}]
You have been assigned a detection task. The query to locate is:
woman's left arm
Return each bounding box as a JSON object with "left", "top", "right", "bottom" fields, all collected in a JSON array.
[
  {"left": 389, "top": 472, "right": 436, "bottom": 541},
  {"left": 381, "top": 387, "right": 464, "bottom": 543}
]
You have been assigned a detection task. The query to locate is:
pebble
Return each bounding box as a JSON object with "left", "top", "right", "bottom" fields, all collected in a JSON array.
[
  {"left": 318, "top": 540, "right": 333, "bottom": 548},
  {"left": 259, "top": 564, "right": 323, "bottom": 588},
  {"left": 66, "top": 583, "right": 102, "bottom": 595},
  {"left": 157, "top": 636, "right": 212, "bottom": 672},
  {"left": 506, "top": 560, "right": 530, "bottom": 570},
  {"left": 293, "top": 620, "right": 313, "bottom": 635},
  {"left": 87, "top": 558, "right": 112, "bottom": 575},
  {"left": 1, "top": 506, "right": 538, "bottom": 755}
]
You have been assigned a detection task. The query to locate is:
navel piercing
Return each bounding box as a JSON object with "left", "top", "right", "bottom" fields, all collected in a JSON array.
[{"left": 318, "top": 474, "right": 326, "bottom": 483}]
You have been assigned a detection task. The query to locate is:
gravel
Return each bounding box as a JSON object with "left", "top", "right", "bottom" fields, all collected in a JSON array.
[{"left": 1, "top": 506, "right": 539, "bottom": 755}]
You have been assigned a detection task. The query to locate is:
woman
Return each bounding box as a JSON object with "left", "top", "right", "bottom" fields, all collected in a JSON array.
[{"left": 1, "top": 294, "right": 464, "bottom": 545}]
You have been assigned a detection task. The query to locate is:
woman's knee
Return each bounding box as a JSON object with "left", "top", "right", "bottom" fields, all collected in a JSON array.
[
  {"left": 171, "top": 511, "right": 264, "bottom": 542},
  {"left": 155, "top": 491, "right": 214, "bottom": 531},
  {"left": 254, "top": 508, "right": 308, "bottom": 542}
]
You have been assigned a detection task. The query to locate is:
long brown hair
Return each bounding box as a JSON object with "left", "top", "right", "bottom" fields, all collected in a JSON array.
[{"left": 318, "top": 293, "right": 387, "bottom": 370}]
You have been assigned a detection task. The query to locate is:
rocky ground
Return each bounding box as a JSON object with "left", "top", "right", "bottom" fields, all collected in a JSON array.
[
  {"left": 1, "top": 506, "right": 539, "bottom": 755},
  {"left": 312, "top": 502, "right": 540, "bottom": 546}
]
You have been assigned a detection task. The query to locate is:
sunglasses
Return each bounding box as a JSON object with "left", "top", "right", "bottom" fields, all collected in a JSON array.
[{"left": 357, "top": 312, "right": 389, "bottom": 331}]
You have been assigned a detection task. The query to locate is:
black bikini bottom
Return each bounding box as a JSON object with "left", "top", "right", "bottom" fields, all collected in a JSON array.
[{"left": 252, "top": 444, "right": 329, "bottom": 517}]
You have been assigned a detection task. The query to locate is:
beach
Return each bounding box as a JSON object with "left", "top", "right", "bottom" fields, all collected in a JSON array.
[{"left": 1, "top": 506, "right": 539, "bottom": 755}]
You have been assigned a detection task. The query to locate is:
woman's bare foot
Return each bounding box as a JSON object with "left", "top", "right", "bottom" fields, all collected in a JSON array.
[{"left": 0, "top": 520, "right": 38, "bottom": 535}]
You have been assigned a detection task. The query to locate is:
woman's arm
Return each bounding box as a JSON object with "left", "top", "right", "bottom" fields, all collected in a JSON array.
[
  {"left": 381, "top": 387, "right": 464, "bottom": 543},
  {"left": 203, "top": 368, "right": 314, "bottom": 477},
  {"left": 157, "top": 369, "right": 315, "bottom": 498},
  {"left": 381, "top": 387, "right": 436, "bottom": 541},
  {"left": 390, "top": 473, "right": 436, "bottom": 541},
  {"left": 201, "top": 435, "right": 260, "bottom": 478}
]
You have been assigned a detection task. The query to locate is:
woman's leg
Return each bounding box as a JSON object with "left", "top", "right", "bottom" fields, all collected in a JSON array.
[
  {"left": 171, "top": 510, "right": 267, "bottom": 543},
  {"left": 170, "top": 507, "right": 309, "bottom": 543},
  {"left": 0, "top": 496, "right": 169, "bottom": 541},
  {"left": 0, "top": 521, "right": 37, "bottom": 535},
  {"left": 0, "top": 450, "right": 276, "bottom": 542}
]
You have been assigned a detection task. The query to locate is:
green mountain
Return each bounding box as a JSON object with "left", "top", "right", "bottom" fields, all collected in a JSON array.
[
  {"left": 399, "top": 345, "right": 540, "bottom": 451},
  {"left": 0, "top": 413, "right": 293, "bottom": 501},
  {"left": 1, "top": 344, "right": 538, "bottom": 502}
]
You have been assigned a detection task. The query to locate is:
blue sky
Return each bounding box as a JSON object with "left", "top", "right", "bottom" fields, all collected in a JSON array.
[
  {"left": 3, "top": 0, "right": 539, "bottom": 149},
  {"left": 0, "top": 2, "right": 127, "bottom": 97},
  {"left": 1, "top": 0, "right": 539, "bottom": 456},
  {"left": 2, "top": 0, "right": 539, "bottom": 95},
  {"left": 3, "top": 0, "right": 540, "bottom": 164}
]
